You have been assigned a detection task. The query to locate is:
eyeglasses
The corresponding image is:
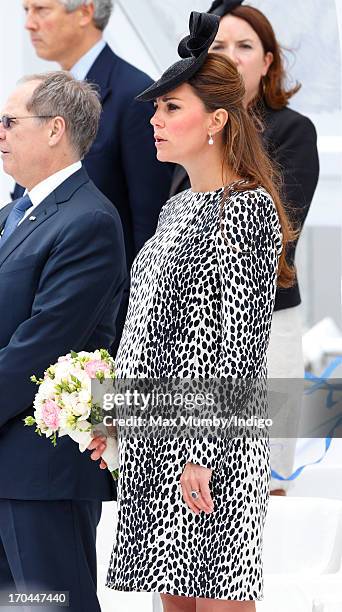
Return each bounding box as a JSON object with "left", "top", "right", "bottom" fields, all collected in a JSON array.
[{"left": 0, "top": 115, "right": 54, "bottom": 129}]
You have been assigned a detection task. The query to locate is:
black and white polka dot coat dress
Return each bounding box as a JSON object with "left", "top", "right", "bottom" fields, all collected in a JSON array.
[{"left": 106, "top": 185, "right": 282, "bottom": 600}]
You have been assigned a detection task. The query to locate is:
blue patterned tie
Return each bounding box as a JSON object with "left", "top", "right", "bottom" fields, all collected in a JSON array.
[{"left": 0, "top": 194, "right": 32, "bottom": 245}]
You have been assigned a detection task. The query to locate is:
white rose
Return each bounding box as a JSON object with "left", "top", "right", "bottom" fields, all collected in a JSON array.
[
  {"left": 60, "top": 392, "right": 78, "bottom": 412},
  {"left": 77, "top": 351, "right": 93, "bottom": 359},
  {"left": 38, "top": 379, "right": 57, "bottom": 400},
  {"left": 77, "top": 370, "right": 92, "bottom": 390},
  {"left": 73, "top": 401, "right": 91, "bottom": 419},
  {"left": 59, "top": 409, "right": 77, "bottom": 430},
  {"left": 78, "top": 388, "right": 91, "bottom": 404},
  {"left": 54, "top": 362, "right": 75, "bottom": 382}
]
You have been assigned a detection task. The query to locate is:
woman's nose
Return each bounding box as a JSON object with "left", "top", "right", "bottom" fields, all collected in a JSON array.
[
  {"left": 226, "top": 47, "right": 239, "bottom": 65},
  {"left": 150, "top": 112, "right": 164, "bottom": 128}
]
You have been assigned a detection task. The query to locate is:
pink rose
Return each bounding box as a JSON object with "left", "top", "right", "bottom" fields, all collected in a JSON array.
[
  {"left": 84, "top": 359, "right": 110, "bottom": 379},
  {"left": 42, "top": 399, "right": 60, "bottom": 431}
]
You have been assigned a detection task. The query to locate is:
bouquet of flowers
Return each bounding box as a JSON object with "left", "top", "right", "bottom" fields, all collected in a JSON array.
[{"left": 24, "top": 349, "right": 118, "bottom": 478}]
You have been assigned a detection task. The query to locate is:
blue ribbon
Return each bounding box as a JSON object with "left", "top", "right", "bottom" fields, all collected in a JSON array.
[{"left": 271, "top": 357, "right": 342, "bottom": 482}]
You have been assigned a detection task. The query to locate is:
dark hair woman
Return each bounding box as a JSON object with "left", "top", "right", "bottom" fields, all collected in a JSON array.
[
  {"left": 170, "top": 0, "right": 320, "bottom": 496},
  {"left": 90, "top": 11, "right": 294, "bottom": 611}
]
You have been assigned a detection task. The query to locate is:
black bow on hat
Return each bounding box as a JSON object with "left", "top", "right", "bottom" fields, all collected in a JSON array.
[
  {"left": 178, "top": 11, "right": 219, "bottom": 59},
  {"left": 135, "top": 11, "right": 220, "bottom": 102},
  {"left": 208, "top": 0, "right": 244, "bottom": 17}
]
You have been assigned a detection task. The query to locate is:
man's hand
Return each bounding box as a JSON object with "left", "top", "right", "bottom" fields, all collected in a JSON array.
[
  {"left": 180, "top": 462, "right": 214, "bottom": 515},
  {"left": 87, "top": 435, "right": 108, "bottom": 470}
]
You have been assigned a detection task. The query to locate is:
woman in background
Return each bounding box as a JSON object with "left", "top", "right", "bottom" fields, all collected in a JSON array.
[{"left": 170, "top": 0, "right": 320, "bottom": 495}]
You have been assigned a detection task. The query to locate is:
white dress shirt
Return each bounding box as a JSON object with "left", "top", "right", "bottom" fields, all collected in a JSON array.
[
  {"left": 70, "top": 39, "right": 106, "bottom": 81},
  {"left": 19, "top": 161, "right": 82, "bottom": 224}
]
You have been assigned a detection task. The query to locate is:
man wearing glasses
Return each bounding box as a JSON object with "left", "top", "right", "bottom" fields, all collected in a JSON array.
[{"left": 0, "top": 72, "right": 126, "bottom": 611}]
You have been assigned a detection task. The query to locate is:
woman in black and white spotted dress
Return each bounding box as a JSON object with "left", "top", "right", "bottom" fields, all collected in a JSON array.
[{"left": 90, "top": 12, "right": 295, "bottom": 611}]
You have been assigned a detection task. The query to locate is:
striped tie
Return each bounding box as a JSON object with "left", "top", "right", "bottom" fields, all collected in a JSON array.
[{"left": 0, "top": 195, "right": 32, "bottom": 246}]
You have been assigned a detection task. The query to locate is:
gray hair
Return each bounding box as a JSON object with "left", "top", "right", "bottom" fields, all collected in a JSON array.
[
  {"left": 20, "top": 71, "right": 102, "bottom": 159},
  {"left": 59, "top": 0, "right": 114, "bottom": 31}
]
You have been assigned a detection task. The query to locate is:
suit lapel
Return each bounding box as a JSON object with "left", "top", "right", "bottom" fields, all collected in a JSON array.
[
  {"left": 0, "top": 202, "right": 15, "bottom": 232},
  {"left": 86, "top": 44, "right": 116, "bottom": 104},
  {"left": 0, "top": 194, "right": 58, "bottom": 267},
  {"left": 0, "top": 166, "right": 90, "bottom": 267}
]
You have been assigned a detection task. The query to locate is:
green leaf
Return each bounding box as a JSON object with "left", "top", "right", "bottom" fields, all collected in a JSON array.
[
  {"left": 50, "top": 432, "right": 57, "bottom": 447},
  {"left": 23, "top": 416, "right": 36, "bottom": 426},
  {"left": 96, "top": 372, "right": 105, "bottom": 383},
  {"left": 30, "top": 375, "right": 44, "bottom": 385}
]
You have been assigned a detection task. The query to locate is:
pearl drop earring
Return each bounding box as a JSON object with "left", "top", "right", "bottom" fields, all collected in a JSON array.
[{"left": 208, "top": 133, "right": 214, "bottom": 145}]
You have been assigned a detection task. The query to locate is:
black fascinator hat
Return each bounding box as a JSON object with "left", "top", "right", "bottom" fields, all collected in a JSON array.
[
  {"left": 135, "top": 11, "right": 220, "bottom": 102},
  {"left": 208, "top": 0, "right": 244, "bottom": 17}
]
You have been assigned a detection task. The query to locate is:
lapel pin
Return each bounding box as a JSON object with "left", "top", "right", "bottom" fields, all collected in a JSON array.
[{"left": 29, "top": 216, "right": 36, "bottom": 221}]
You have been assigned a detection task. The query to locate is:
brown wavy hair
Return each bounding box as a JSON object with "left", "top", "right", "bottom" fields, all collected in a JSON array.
[
  {"left": 189, "top": 53, "right": 297, "bottom": 288},
  {"left": 229, "top": 5, "right": 301, "bottom": 109}
]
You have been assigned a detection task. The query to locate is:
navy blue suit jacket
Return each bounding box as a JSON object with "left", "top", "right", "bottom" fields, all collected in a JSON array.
[
  {"left": 0, "top": 167, "right": 126, "bottom": 500},
  {"left": 13, "top": 45, "right": 171, "bottom": 268}
]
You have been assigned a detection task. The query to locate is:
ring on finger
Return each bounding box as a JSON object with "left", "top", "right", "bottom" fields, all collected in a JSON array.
[{"left": 191, "top": 490, "right": 200, "bottom": 500}]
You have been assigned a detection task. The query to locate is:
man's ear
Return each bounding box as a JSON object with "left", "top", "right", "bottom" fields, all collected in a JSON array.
[
  {"left": 79, "top": 2, "right": 95, "bottom": 28},
  {"left": 48, "top": 117, "right": 66, "bottom": 147}
]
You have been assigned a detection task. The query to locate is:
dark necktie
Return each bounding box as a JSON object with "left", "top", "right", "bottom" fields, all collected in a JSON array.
[{"left": 0, "top": 194, "right": 32, "bottom": 245}]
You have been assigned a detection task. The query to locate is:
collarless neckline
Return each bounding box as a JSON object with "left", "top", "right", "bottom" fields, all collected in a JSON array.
[
  {"left": 190, "top": 179, "right": 247, "bottom": 195},
  {"left": 190, "top": 186, "right": 225, "bottom": 195}
]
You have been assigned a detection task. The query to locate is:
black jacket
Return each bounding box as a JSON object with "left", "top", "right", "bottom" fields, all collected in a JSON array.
[{"left": 169, "top": 103, "right": 320, "bottom": 311}]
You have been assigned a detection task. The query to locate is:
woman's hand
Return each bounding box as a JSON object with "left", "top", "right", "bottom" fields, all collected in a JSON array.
[
  {"left": 87, "top": 435, "right": 108, "bottom": 470},
  {"left": 180, "top": 462, "right": 214, "bottom": 515}
]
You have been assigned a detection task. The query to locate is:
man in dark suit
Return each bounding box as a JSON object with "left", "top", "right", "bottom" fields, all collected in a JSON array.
[
  {"left": 0, "top": 71, "right": 126, "bottom": 611},
  {"left": 20, "top": 0, "right": 171, "bottom": 268}
]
